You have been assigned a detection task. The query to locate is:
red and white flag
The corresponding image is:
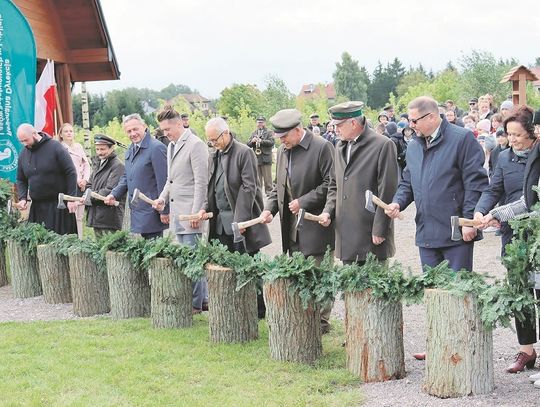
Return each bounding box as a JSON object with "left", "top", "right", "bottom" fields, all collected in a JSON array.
[{"left": 34, "top": 59, "right": 56, "bottom": 136}]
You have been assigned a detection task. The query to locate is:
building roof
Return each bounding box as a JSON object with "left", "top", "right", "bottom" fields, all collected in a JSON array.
[
  {"left": 298, "top": 83, "right": 336, "bottom": 100},
  {"left": 531, "top": 67, "right": 540, "bottom": 88},
  {"left": 500, "top": 65, "right": 539, "bottom": 84},
  {"left": 180, "top": 93, "right": 211, "bottom": 103}
]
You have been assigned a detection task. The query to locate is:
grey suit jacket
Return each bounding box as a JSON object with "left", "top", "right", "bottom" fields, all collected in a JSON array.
[{"left": 159, "top": 129, "right": 209, "bottom": 234}]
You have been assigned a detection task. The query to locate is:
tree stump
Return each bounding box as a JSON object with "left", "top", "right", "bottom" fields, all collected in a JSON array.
[
  {"left": 423, "top": 289, "right": 494, "bottom": 398},
  {"left": 68, "top": 252, "right": 110, "bottom": 317},
  {"left": 206, "top": 263, "right": 258, "bottom": 343},
  {"left": 344, "top": 290, "right": 405, "bottom": 382},
  {"left": 264, "top": 278, "right": 322, "bottom": 364},
  {"left": 105, "top": 251, "right": 150, "bottom": 319},
  {"left": 148, "top": 257, "right": 192, "bottom": 329},
  {"left": 0, "top": 240, "right": 8, "bottom": 287},
  {"left": 7, "top": 239, "right": 42, "bottom": 298},
  {"left": 36, "top": 244, "right": 72, "bottom": 304}
]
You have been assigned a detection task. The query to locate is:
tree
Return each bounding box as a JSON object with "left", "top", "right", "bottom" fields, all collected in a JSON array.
[
  {"left": 396, "top": 66, "right": 430, "bottom": 98},
  {"left": 158, "top": 83, "right": 193, "bottom": 101},
  {"left": 217, "top": 84, "right": 263, "bottom": 120},
  {"left": 535, "top": 57, "right": 540, "bottom": 67},
  {"left": 367, "top": 58, "right": 405, "bottom": 109},
  {"left": 333, "top": 52, "right": 369, "bottom": 102},
  {"left": 261, "top": 75, "right": 295, "bottom": 118}
]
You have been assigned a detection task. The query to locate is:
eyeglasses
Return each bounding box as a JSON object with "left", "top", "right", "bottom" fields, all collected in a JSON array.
[
  {"left": 409, "top": 112, "right": 431, "bottom": 125},
  {"left": 208, "top": 130, "right": 226, "bottom": 145}
]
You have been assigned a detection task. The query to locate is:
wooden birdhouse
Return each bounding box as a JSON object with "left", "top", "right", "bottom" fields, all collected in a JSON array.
[{"left": 500, "top": 65, "right": 539, "bottom": 105}]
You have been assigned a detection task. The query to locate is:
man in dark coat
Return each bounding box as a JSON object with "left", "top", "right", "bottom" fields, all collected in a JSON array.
[
  {"left": 86, "top": 134, "right": 125, "bottom": 237},
  {"left": 16, "top": 124, "right": 77, "bottom": 235},
  {"left": 260, "top": 108, "right": 335, "bottom": 332},
  {"left": 320, "top": 102, "right": 398, "bottom": 264},
  {"left": 105, "top": 113, "right": 168, "bottom": 239},
  {"left": 247, "top": 116, "right": 274, "bottom": 197}
]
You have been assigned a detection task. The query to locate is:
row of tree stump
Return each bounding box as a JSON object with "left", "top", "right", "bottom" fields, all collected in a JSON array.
[{"left": 0, "top": 240, "right": 494, "bottom": 398}]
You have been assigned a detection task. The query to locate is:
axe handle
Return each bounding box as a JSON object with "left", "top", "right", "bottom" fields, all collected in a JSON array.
[
  {"left": 138, "top": 192, "right": 155, "bottom": 205},
  {"left": 178, "top": 212, "right": 214, "bottom": 221},
  {"left": 61, "top": 194, "right": 82, "bottom": 202},
  {"left": 91, "top": 191, "right": 120, "bottom": 206},
  {"left": 237, "top": 217, "right": 263, "bottom": 229},
  {"left": 303, "top": 212, "right": 323, "bottom": 222},
  {"left": 372, "top": 195, "right": 404, "bottom": 220},
  {"left": 458, "top": 218, "right": 482, "bottom": 228}
]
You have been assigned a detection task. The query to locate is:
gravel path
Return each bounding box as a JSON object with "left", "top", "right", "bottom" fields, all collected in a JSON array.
[{"left": 1, "top": 204, "right": 539, "bottom": 405}]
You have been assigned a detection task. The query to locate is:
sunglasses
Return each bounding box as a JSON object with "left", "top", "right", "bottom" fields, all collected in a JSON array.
[{"left": 409, "top": 112, "right": 431, "bottom": 125}]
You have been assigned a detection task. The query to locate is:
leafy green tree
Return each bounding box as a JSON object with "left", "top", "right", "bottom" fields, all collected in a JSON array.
[
  {"left": 295, "top": 85, "right": 332, "bottom": 124},
  {"left": 333, "top": 52, "right": 369, "bottom": 102},
  {"left": 217, "top": 84, "right": 263, "bottom": 120},
  {"left": 396, "top": 66, "right": 430, "bottom": 98},
  {"left": 261, "top": 75, "right": 295, "bottom": 118},
  {"left": 157, "top": 83, "right": 193, "bottom": 101}
]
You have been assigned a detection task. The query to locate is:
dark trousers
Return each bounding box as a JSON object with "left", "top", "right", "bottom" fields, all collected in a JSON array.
[
  {"left": 141, "top": 230, "right": 163, "bottom": 240},
  {"left": 257, "top": 164, "right": 273, "bottom": 196},
  {"left": 515, "top": 289, "right": 540, "bottom": 345},
  {"left": 419, "top": 242, "right": 474, "bottom": 272},
  {"left": 217, "top": 232, "right": 266, "bottom": 318}
]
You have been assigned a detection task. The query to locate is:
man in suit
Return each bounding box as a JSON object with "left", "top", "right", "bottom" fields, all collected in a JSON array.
[
  {"left": 153, "top": 106, "right": 209, "bottom": 313},
  {"left": 259, "top": 108, "right": 335, "bottom": 332},
  {"left": 105, "top": 113, "right": 168, "bottom": 240},
  {"left": 320, "top": 101, "right": 398, "bottom": 265},
  {"left": 247, "top": 116, "right": 274, "bottom": 197}
]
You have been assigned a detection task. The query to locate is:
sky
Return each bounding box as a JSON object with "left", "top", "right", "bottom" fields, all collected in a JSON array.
[{"left": 81, "top": 0, "right": 540, "bottom": 99}]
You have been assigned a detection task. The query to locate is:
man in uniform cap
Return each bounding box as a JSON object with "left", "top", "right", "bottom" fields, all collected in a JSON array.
[
  {"left": 320, "top": 101, "right": 398, "bottom": 265},
  {"left": 383, "top": 104, "right": 396, "bottom": 122},
  {"left": 260, "top": 108, "right": 335, "bottom": 333},
  {"left": 308, "top": 113, "right": 324, "bottom": 134},
  {"left": 247, "top": 116, "right": 275, "bottom": 197},
  {"left": 86, "top": 134, "right": 125, "bottom": 237},
  {"left": 181, "top": 113, "right": 197, "bottom": 135}
]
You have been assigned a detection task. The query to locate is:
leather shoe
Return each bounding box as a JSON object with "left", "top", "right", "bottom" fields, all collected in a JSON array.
[
  {"left": 506, "top": 350, "right": 537, "bottom": 373},
  {"left": 192, "top": 307, "right": 202, "bottom": 315},
  {"left": 413, "top": 352, "right": 426, "bottom": 360},
  {"left": 201, "top": 302, "right": 208, "bottom": 311}
]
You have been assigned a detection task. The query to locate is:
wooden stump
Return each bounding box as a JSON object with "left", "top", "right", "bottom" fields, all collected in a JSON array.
[
  {"left": 148, "top": 257, "right": 193, "bottom": 329},
  {"left": 105, "top": 251, "right": 150, "bottom": 319},
  {"left": 68, "top": 252, "right": 110, "bottom": 317},
  {"left": 7, "top": 239, "right": 42, "bottom": 298},
  {"left": 36, "top": 244, "right": 72, "bottom": 304},
  {"left": 344, "top": 290, "right": 405, "bottom": 382},
  {"left": 206, "top": 263, "right": 258, "bottom": 343},
  {"left": 0, "top": 240, "right": 8, "bottom": 287},
  {"left": 424, "top": 289, "right": 494, "bottom": 398},
  {"left": 264, "top": 278, "right": 322, "bottom": 364}
]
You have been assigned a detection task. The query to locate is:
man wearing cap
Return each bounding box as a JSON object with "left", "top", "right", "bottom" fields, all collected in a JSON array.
[
  {"left": 260, "top": 109, "right": 335, "bottom": 332},
  {"left": 247, "top": 116, "right": 275, "bottom": 197},
  {"left": 308, "top": 113, "right": 324, "bottom": 134},
  {"left": 383, "top": 105, "right": 396, "bottom": 122},
  {"left": 320, "top": 101, "right": 398, "bottom": 264},
  {"left": 468, "top": 98, "right": 479, "bottom": 114},
  {"left": 181, "top": 113, "right": 197, "bottom": 135},
  {"left": 86, "top": 135, "right": 125, "bottom": 237}
]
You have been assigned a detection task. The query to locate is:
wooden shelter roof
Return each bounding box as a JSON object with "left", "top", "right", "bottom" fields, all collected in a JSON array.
[{"left": 500, "top": 65, "right": 538, "bottom": 83}]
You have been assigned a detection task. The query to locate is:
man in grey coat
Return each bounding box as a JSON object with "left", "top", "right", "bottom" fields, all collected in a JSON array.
[
  {"left": 154, "top": 106, "right": 209, "bottom": 313},
  {"left": 260, "top": 108, "right": 335, "bottom": 332},
  {"left": 320, "top": 101, "right": 398, "bottom": 264}
]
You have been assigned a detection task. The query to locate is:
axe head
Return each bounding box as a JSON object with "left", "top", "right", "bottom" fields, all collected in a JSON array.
[
  {"left": 295, "top": 208, "right": 305, "bottom": 230},
  {"left": 231, "top": 222, "right": 244, "bottom": 243},
  {"left": 450, "top": 216, "right": 462, "bottom": 241},
  {"left": 81, "top": 189, "right": 92, "bottom": 206},
  {"left": 57, "top": 193, "right": 67, "bottom": 209},
  {"left": 365, "top": 190, "right": 375, "bottom": 213},
  {"left": 172, "top": 216, "right": 185, "bottom": 233},
  {"left": 130, "top": 188, "right": 141, "bottom": 206}
]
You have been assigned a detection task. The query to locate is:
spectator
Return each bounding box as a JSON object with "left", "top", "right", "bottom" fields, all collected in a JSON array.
[
  {"left": 489, "top": 129, "right": 509, "bottom": 177},
  {"left": 377, "top": 111, "right": 389, "bottom": 125},
  {"left": 322, "top": 123, "right": 337, "bottom": 146},
  {"left": 445, "top": 109, "right": 464, "bottom": 127},
  {"left": 500, "top": 100, "right": 514, "bottom": 119}
]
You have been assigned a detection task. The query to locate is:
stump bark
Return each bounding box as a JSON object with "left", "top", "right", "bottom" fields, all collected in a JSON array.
[
  {"left": 7, "top": 239, "right": 42, "bottom": 298},
  {"left": 344, "top": 290, "right": 405, "bottom": 382},
  {"left": 105, "top": 251, "right": 150, "bottom": 319},
  {"left": 423, "top": 289, "right": 494, "bottom": 398},
  {"left": 148, "top": 257, "right": 193, "bottom": 329},
  {"left": 68, "top": 252, "right": 110, "bottom": 317},
  {"left": 0, "top": 240, "right": 8, "bottom": 287},
  {"left": 263, "top": 278, "right": 322, "bottom": 364},
  {"left": 36, "top": 244, "right": 72, "bottom": 304},
  {"left": 206, "top": 263, "right": 258, "bottom": 343}
]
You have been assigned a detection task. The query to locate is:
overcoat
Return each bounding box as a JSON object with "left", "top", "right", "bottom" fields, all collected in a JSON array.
[
  {"left": 324, "top": 126, "right": 398, "bottom": 262},
  {"left": 247, "top": 127, "right": 274, "bottom": 166},
  {"left": 265, "top": 130, "right": 335, "bottom": 256},
  {"left": 524, "top": 142, "right": 540, "bottom": 210},
  {"left": 111, "top": 130, "right": 168, "bottom": 234},
  {"left": 205, "top": 138, "right": 271, "bottom": 253},
  {"left": 158, "top": 129, "right": 209, "bottom": 234}
]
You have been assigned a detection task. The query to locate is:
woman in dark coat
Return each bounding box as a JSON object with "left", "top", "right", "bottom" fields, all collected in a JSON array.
[{"left": 16, "top": 124, "right": 77, "bottom": 235}]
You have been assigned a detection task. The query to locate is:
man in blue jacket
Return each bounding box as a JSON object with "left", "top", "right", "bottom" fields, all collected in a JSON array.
[
  {"left": 385, "top": 96, "right": 488, "bottom": 272},
  {"left": 105, "top": 113, "right": 169, "bottom": 239}
]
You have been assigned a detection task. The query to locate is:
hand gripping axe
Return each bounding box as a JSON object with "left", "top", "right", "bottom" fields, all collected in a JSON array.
[
  {"left": 174, "top": 212, "right": 214, "bottom": 232},
  {"left": 232, "top": 216, "right": 264, "bottom": 244},
  {"left": 130, "top": 188, "right": 154, "bottom": 206},
  {"left": 295, "top": 208, "right": 324, "bottom": 229},
  {"left": 57, "top": 189, "right": 92, "bottom": 209},
  {"left": 450, "top": 216, "right": 483, "bottom": 241},
  {"left": 86, "top": 188, "right": 120, "bottom": 206},
  {"left": 365, "top": 189, "right": 404, "bottom": 220}
]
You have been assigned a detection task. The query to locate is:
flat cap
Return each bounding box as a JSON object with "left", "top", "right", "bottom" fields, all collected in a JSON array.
[
  {"left": 94, "top": 134, "right": 116, "bottom": 146},
  {"left": 383, "top": 104, "right": 394, "bottom": 111},
  {"left": 180, "top": 113, "right": 189, "bottom": 119},
  {"left": 256, "top": 116, "right": 266, "bottom": 122},
  {"left": 328, "top": 101, "right": 364, "bottom": 125},
  {"left": 469, "top": 98, "right": 478, "bottom": 104},
  {"left": 269, "top": 109, "right": 302, "bottom": 135},
  {"left": 309, "top": 113, "right": 319, "bottom": 119}
]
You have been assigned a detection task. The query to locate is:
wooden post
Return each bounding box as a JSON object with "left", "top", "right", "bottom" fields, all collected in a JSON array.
[
  {"left": 7, "top": 240, "right": 42, "bottom": 298},
  {"left": 206, "top": 263, "right": 258, "bottom": 343},
  {"left": 423, "top": 289, "right": 494, "bottom": 398},
  {"left": 263, "top": 278, "right": 322, "bottom": 364},
  {"left": 0, "top": 241, "right": 8, "bottom": 287},
  {"left": 148, "top": 257, "right": 193, "bottom": 329},
  {"left": 344, "top": 290, "right": 405, "bottom": 382},
  {"left": 105, "top": 251, "right": 151, "bottom": 319},
  {"left": 36, "top": 244, "right": 72, "bottom": 304},
  {"left": 68, "top": 252, "right": 110, "bottom": 317}
]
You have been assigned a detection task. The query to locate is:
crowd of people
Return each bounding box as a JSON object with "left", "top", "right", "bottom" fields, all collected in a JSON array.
[{"left": 13, "top": 93, "right": 540, "bottom": 387}]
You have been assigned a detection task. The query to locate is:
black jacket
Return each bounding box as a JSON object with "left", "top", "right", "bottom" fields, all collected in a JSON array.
[
  {"left": 524, "top": 142, "right": 540, "bottom": 210},
  {"left": 247, "top": 127, "right": 274, "bottom": 165}
]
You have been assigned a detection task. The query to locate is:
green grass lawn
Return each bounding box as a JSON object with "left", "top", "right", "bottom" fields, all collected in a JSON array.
[{"left": 0, "top": 316, "right": 362, "bottom": 407}]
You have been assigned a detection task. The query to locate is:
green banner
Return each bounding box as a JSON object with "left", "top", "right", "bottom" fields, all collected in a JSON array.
[{"left": 0, "top": 0, "right": 36, "bottom": 182}]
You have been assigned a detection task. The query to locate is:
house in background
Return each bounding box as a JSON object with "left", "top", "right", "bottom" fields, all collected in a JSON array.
[
  {"left": 298, "top": 83, "right": 336, "bottom": 102},
  {"left": 531, "top": 67, "right": 540, "bottom": 91},
  {"left": 167, "top": 93, "right": 212, "bottom": 115}
]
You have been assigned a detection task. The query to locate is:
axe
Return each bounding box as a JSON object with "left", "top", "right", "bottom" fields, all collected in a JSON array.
[
  {"left": 87, "top": 188, "right": 120, "bottom": 206},
  {"left": 365, "top": 190, "right": 404, "bottom": 220},
  {"left": 174, "top": 212, "right": 214, "bottom": 232},
  {"left": 450, "top": 216, "right": 483, "bottom": 241},
  {"left": 231, "top": 217, "right": 264, "bottom": 243},
  {"left": 295, "top": 208, "right": 324, "bottom": 229},
  {"left": 130, "top": 188, "right": 155, "bottom": 206},
  {"left": 57, "top": 190, "right": 92, "bottom": 210}
]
